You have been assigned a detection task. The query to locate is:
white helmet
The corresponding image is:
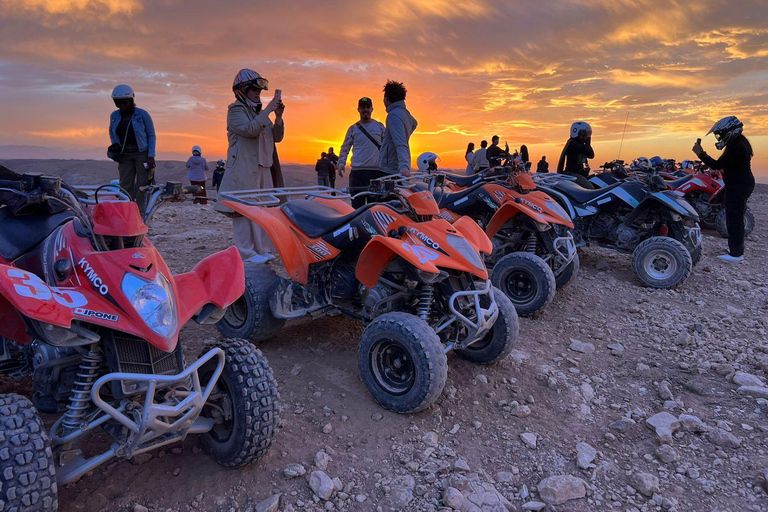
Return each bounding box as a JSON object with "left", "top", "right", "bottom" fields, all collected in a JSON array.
[
  {"left": 416, "top": 152, "right": 440, "bottom": 171},
  {"left": 192, "top": 145, "right": 202, "bottom": 155},
  {"left": 706, "top": 116, "right": 743, "bottom": 150},
  {"left": 634, "top": 157, "right": 651, "bottom": 170},
  {"left": 111, "top": 84, "right": 135, "bottom": 100},
  {"left": 681, "top": 159, "right": 693, "bottom": 170},
  {"left": 570, "top": 121, "right": 592, "bottom": 139}
]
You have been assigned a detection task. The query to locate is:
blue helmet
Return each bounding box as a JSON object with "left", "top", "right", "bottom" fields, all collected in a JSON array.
[{"left": 649, "top": 156, "right": 663, "bottom": 168}]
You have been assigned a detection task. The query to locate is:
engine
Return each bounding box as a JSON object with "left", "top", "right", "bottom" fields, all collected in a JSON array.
[
  {"left": 31, "top": 343, "right": 83, "bottom": 414},
  {"left": 329, "top": 262, "right": 358, "bottom": 299},
  {"left": 588, "top": 214, "right": 619, "bottom": 239},
  {"left": 613, "top": 224, "right": 642, "bottom": 250}
]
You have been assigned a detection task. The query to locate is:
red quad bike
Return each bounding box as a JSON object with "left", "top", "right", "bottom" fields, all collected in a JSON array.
[
  {"left": 0, "top": 173, "right": 280, "bottom": 511},
  {"left": 216, "top": 184, "right": 519, "bottom": 414},
  {"left": 662, "top": 169, "right": 756, "bottom": 238},
  {"left": 424, "top": 168, "right": 578, "bottom": 316}
]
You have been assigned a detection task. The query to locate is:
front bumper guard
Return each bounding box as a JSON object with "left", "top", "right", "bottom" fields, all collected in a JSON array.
[
  {"left": 539, "top": 232, "right": 577, "bottom": 276},
  {"left": 49, "top": 347, "right": 225, "bottom": 485},
  {"left": 435, "top": 279, "right": 499, "bottom": 350}
]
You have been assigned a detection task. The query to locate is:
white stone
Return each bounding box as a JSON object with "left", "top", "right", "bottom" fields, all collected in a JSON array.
[
  {"left": 520, "top": 433, "right": 537, "bottom": 449},
  {"left": 537, "top": 475, "right": 587, "bottom": 505},
  {"left": 309, "top": 471, "right": 334, "bottom": 501},
  {"left": 576, "top": 442, "right": 597, "bottom": 469}
]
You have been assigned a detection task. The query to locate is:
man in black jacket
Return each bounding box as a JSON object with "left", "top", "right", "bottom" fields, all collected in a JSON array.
[
  {"left": 315, "top": 152, "right": 335, "bottom": 187},
  {"left": 557, "top": 121, "right": 595, "bottom": 188},
  {"left": 486, "top": 135, "right": 503, "bottom": 168}
]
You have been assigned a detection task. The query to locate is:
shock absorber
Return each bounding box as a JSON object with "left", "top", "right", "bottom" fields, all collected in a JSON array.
[
  {"left": 417, "top": 285, "right": 434, "bottom": 321},
  {"left": 62, "top": 348, "right": 103, "bottom": 435},
  {"left": 525, "top": 233, "right": 537, "bottom": 253}
]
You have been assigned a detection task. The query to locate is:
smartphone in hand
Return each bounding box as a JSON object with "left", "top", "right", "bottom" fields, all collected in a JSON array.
[
  {"left": 696, "top": 138, "right": 701, "bottom": 145},
  {"left": 275, "top": 89, "right": 282, "bottom": 103}
]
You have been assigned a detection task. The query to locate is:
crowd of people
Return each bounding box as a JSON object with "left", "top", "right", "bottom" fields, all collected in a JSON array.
[{"left": 107, "top": 74, "right": 755, "bottom": 265}]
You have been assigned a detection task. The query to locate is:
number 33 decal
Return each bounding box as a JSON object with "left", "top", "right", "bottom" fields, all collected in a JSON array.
[{"left": 7, "top": 269, "right": 87, "bottom": 308}]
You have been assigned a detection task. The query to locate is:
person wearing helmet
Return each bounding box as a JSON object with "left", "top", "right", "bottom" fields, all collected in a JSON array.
[
  {"left": 186, "top": 145, "right": 210, "bottom": 205},
  {"left": 379, "top": 80, "right": 418, "bottom": 176},
  {"left": 417, "top": 152, "right": 440, "bottom": 172},
  {"left": 215, "top": 68, "right": 285, "bottom": 263},
  {"left": 339, "top": 97, "right": 387, "bottom": 207},
  {"left": 693, "top": 116, "right": 755, "bottom": 262},
  {"left": 649, "top": 156, "right": 663, "bottom": 169},
  {"left": 556, "top": 121, "right": 595, "bottom": 189},
  {"left": 108, "top": 84, "right": 157, "bottom": 213},
  {"left": 212, "top": 159, "right": 226, "bottom": 191}
]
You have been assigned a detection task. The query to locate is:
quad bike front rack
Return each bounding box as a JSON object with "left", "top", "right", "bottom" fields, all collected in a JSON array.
[
  {"left": 48, "top": 347, "right": 225, "bottom": 485},
  {"left": 434, "top": 279, "right": 499, "bottom": 351},
  {"left": 220, "top": 186, "right": 349, "bottom": 206}
]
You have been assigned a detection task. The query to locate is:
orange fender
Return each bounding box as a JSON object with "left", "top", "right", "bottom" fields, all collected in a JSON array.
[
  {"left": 173, "top": 246, "right": 245, "bottom": 324},
  {"left": 453, "top": 216, "right": 493, "bottom": 254},
  {"left": 222, "top": 201, "right": 317, "bottom": 284},
  {"left": 356, "top": 236, "right": 441, "bottom": 289}
]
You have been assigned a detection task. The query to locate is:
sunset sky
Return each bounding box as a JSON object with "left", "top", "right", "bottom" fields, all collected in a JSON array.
[{"left": 0, "top": 0, "right": 766, "bottom": 178}]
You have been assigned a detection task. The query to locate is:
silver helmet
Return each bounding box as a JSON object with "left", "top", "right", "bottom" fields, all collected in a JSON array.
[{"left": 706, "top": 116, "right": 743, "bottom": 150}]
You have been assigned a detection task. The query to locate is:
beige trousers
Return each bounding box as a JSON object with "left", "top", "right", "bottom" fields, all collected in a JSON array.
[{"left": 232, "top": 165, "right": 274, "bottom": 259}]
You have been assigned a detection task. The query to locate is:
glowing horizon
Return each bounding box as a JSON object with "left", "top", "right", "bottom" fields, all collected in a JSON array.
[{"left": 0, "top": 0, "right": 766, "bottom": 176}]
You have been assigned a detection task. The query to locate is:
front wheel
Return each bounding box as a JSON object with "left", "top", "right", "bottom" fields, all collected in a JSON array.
[
  {"left": 715, "top": 207, "right": 755, "bottom": 238},
  {"left": 358, "top": 313, "right": 447, "bottom": 414},
  {"left": 491, "top": 252, "right": 556, "bottom": 316},
  {"left": 0, "top": 394, "right": 58, "bottom": 511},
  {"left": 455, "top": 287, "right": 519, "bottom": 364},
  {"left": 216, "top": 263, "right": 285, "bottom": 342},
  {"left": 632, "top": 237, "right": 692, "bottom": 289},
  {"left": 199, "top": 339, "right": 280, "bottom": 467}
]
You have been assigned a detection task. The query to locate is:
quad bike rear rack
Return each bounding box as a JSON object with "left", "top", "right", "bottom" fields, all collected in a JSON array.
[
  {"left": 48, "top": 347, "right": 225, "bottom": 485},
  {"left": 220, "top": 186, "right": 349, "bottom": 206}
]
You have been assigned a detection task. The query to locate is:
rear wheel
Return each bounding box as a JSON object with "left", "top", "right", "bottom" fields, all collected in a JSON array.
[
  {"left": 455, "top": 287, "right": 519, "bottom": 364},
  {"left": 0, "top": 394, "right": 57, "bottom": 511},
  {"left": 554, "top": 251, "right": 580, "bottom": 289},
  {"left": 199, "top": 339, "right": 280, "bottom": 467},
  {"left": 632, "top": 237, "right": 692, "bottom": 289},
  {"left": 358, "top": 313, "right": 447, "bottom": 414},
  {"left": 491, "top": 252, "right": 556, "bottom": 316},
  {"left": 715, "top": 207, "right": 755, "bottom": 238},
  {"left": 216, "top": 263, "right": 285, "bottom": 342}
]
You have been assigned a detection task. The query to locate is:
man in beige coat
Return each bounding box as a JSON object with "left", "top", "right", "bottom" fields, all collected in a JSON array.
[{"left": 216, "top": 69, "right": 285, "bottom": 263}]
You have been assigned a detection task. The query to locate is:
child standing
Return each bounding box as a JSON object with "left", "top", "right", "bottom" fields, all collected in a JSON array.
[
  {"left": 186, "top": 145, "right": 209, "bottom": 204},
  {"left": 212, "top": 159, "right": 226, "bottom": 191}
]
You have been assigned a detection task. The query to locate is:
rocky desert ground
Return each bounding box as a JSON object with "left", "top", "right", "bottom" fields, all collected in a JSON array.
[{"left": 1, "top": 160, "right": 767, "bottom": 512}]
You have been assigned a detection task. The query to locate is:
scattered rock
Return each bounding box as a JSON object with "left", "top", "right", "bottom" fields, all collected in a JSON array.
[
  {"left": 655, "top": 445, "right": 679, "bottom": 464},
  {"left": 714, "top": 363, "right": 735, "bottom": 376},
  {"left": 476, "top": 374, "right": 488, "bottom": 384},
  {"left": 733, "top": 372, "right": 764, "bottom": 387},
  {"left": 371, "top": 412, "right": 383, "bottom": 421},
  {"left": 315, "top": 451, "right": 332, "bottom": 471},
  {"left": 284, "top": 463, "right": 307, "bottom": 478},
  {"left": 576, "top": 442, "right": 597, "bottom": 469},
  {"left": 386, "top": 475, "right": 415, "bottom": 509},
  {"left": 309, "top": 471, "right": 334, "bottom": 501},
  {"left": 131, "top": 453, "right": 153, "bottom": 465},
  {"left": 255, "top": 493, "right": 281, "bottom": 512},
  {"left": 737, "top": 386, "right": 768, "bottom": 399},
  {"left": 423, "top": 431, "right": 439, "bottom": 447},
  {"left": 645, "top": 411, "right": 681, "bottom": 441},
  {"left": 679, "top": 414, "right": 709, "bottom": 433},
  {"left": 608, "top": 417, "right": 635, "bottom": 433},
  {"left": 658, "top": 380, "right": 674, "bottom": 401},
  {"left": 520, "top": 433, "right": 538, "bottom": 449},
  {"left": 569, "top": 339, "right": 595, "bottom": 354},
  {"left": 290, "top": 364, "right": 303, "bottom": 376},
  {"left": 133, "top": 505, "right": 148, "bottom": 512},
  {"left": 322, "top": 423, "right": 333, "bottom": 434},
  {"left": 537, "top": 475, "right": 587, "bottom": 505},
  {"left": 607, "top": 343, "right": 624, "bottom": 356},
  {"left": 461, "top": 478, "right": 514, "bottom": 510},
  {"left": 631, "top": 472, "right": 660, "bottom": 497},
  {"left": 443, "top": 487, "right": 464, "bottom": 508},
  {"left": 707, "top": 427, "right": 742, "bottom": 449},
  {"left": 595, "top": 258, "right": 610, "bottom": 271},
  {"left": 454, "top": 459, "right": 471, "bottom": 472},
  {"left": 522, "top": 501, "right": 547, "bottom": 511}
]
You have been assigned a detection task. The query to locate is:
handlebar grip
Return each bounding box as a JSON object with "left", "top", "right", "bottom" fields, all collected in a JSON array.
[
  {"left": 0, "top": 180, "right": 23, "bottom": 190},
  {"left": 182, "top": 185, "right": 202, "bottom": 194}
]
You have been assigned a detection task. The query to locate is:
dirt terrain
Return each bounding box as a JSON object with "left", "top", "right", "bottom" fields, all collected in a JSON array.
[{"left": 1, "top": 160, "right": 767, "bottom": 512}]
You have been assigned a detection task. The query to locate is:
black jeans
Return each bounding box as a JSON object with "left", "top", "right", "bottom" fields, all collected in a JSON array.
[
  {"left": 724, "top": 180, "right": 755, "bottom": 257},
  {"left": 329, "top": 171, "right": 336, "bottom": 190},
  {"left": 349, "top": 169, "right": 387, "bottom": 208}
]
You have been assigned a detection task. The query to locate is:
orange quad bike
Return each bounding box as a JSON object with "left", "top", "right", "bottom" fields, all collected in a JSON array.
[
  {"left": 418, "top": 169, "right": 578, "bottom": 316},
  {"left": 0, "top": 173, "right": 279, "bottom": 511},
  {"left": 216, "top": 185, "right": 519, "bottom": 414}
]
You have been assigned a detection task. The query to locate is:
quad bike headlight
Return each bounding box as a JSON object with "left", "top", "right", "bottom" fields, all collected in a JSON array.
[
  {"left": 446, "top": 234, "right": 485, "bottom": 271},
  {"left": 121, "top": 272, "right": 178, "bottom": 338}
]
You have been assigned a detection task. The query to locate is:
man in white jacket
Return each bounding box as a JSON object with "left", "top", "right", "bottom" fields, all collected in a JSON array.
[{"left": 337, "top": 97, "right": 386, "bottom": 208}]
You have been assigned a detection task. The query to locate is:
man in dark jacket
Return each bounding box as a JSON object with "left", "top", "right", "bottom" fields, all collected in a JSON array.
[
  {"left": 486, "top": 135, "right": 503, "bottom": 168},
  {"left": 536, "top": 156, "right": 549, "bottom": 173},
  {"left": 315, "top": 152, "right": 335, "bottom": 187},
  {"left": 557, "top": 121, "right": 595, "bottom": 188},
  {"left": 327, "top": 147, "right": 339, "bottom": 189}
]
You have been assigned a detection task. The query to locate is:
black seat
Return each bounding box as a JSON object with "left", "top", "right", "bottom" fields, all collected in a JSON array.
[
  {"left": 0, "top": 207, "right": 74, "bottom": 261},
  {"left": 666, "top": 175, "right": 693, "bottom": 189},
  {"left": 434, "top": 183, "right": 484, "bottom": 208},
  {"left": 445, "top": 174, "right": 485, "bottom": 188},
  {"left": 551, "top": 181, "right": 623, "bottom": 204},
  {"left": 280, "top": 200, "right": 364, "bottom": 238}
]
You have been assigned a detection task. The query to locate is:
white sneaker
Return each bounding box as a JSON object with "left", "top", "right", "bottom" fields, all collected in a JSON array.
[
  {"left": 264, "top": 253, "right": 275, "bottom": 261},
  {"left": 245, "top": 254, "right": 270, "bottom": 264},
  {"left": 717, "top": 254, "right": 744, "bottom": 263}
]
